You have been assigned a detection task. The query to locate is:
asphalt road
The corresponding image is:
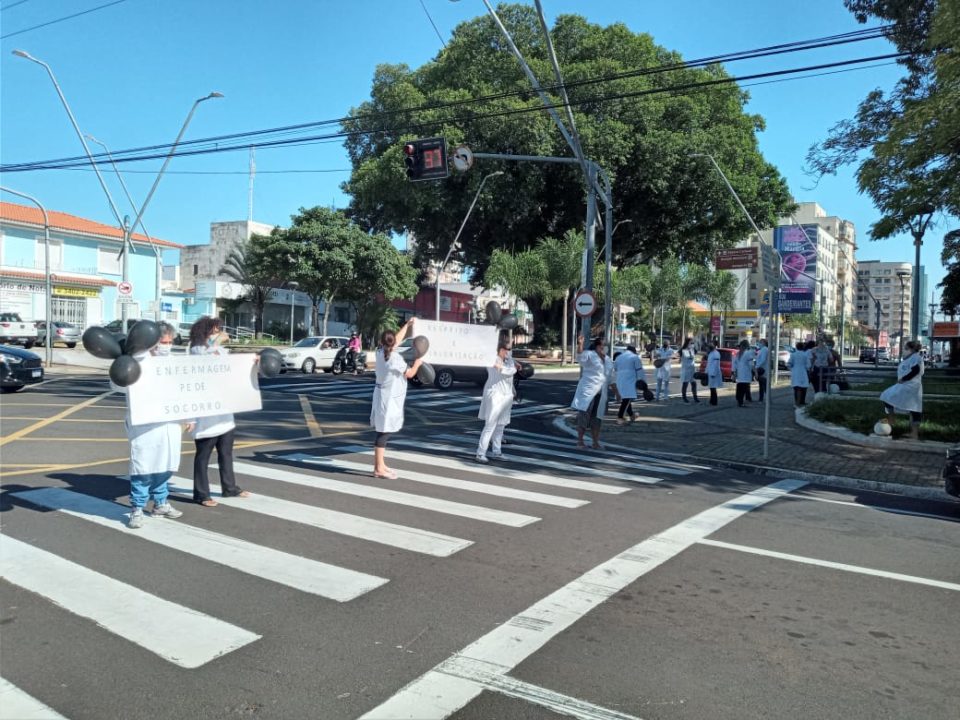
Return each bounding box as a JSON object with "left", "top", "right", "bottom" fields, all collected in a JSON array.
[{"left": 1, "top": 370, "right": 957, "bottom": 720}]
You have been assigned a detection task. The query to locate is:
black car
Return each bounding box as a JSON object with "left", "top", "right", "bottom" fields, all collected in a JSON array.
[
  {"left": 859, "top": 347, "right": 876, "bottom": 363},
  {"left": 399, "top": 339, "right": 534, "bottom": 390},
  {"left": 1, "top": 344, "right": 44, "bottom": 392}
]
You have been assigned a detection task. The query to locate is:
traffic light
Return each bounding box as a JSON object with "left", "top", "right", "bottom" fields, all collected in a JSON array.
[{"left": 402, "top": 137, "right": 448, "bottom": 181}]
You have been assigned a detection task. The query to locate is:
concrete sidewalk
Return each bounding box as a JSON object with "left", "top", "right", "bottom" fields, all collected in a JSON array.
[{"left": 562, "top": 382, "right": 947, "bottom": 490}]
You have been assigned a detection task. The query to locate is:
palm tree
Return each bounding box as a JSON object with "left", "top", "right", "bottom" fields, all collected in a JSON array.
[
  {"left": 220, "top": 236, "right": 276, "bottom": 338},
  {"left": 536, "top": 231, "right": 583, "bottom": 363},
  {"left": 699, "top": 270, "right": 739, "bottom": 345}
]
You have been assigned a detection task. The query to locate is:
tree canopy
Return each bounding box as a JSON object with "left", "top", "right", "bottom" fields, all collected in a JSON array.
[{"left": 341, "top": 4, "right": 793, "bottom": 279}]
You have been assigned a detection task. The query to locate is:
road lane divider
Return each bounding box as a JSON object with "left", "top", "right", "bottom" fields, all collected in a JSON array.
[{"left": 0, "top": 390, "right": 114, "bottom": 448}]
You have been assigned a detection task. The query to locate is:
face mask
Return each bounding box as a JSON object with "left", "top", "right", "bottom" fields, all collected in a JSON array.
[{"left": 154, "top": 344, "right": 172, "bottom": 356}]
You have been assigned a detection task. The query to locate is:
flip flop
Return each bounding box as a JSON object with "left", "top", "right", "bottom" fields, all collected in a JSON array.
[
  {"left": 373, "top": 470, "right": 398, "bottom": 480},
  {"left": 199, "top": 499, "right": 218, "bottom": 507}
]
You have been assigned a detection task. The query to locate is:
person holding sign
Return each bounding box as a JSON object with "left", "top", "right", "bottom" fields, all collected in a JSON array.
[
  {"left": 475, "top": 339, "right": 517, "bottom": 462},
  {"left": 115, "top": 322, "right": 190, "bottom": 529},
  {"left": 370, "top": 319, "right": 423, "bottom": 479},
  {"left": 189, "top": 317, "right": 251, "bottom": 506}
]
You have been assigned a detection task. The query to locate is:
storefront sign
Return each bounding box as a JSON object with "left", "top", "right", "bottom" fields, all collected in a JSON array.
[
  {"left": 411, "top": 319, "right": 497, "bottom": 368},
  {"left": 932, "top": 321, "right": 960, "bottom": 338},
  {"left": 53, "top": 286, "right": 100, "bottom": 298},
  {"left": 1, "top": 280, "right": 45, "bottom": 294},
  {"left": 127, "top": 354, "right": 262, "bottom": 425}
]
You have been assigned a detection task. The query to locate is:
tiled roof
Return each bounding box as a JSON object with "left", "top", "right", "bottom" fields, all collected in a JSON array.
[
  {"left": 0, "top": 202, "right": 184, "bottom": 249},
  {"left": 0, "top": 268, "right": 117, "bottom": 287}
]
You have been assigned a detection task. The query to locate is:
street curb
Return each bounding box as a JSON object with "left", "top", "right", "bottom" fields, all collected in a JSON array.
[
  {"left": 795, "top": 407, "right": 951, "bottom": 455},
  {"left": 550, "top": 416, "right": 953, "bottom": 503}
]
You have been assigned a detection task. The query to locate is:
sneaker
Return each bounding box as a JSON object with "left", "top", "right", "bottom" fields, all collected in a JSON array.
[
  {"left": 489, "top": 452, "right": 503, "bottom": 460},
  {"left": 152, "top": 503, "right": 183, "bottom": 519},
  {"left": 128, "top": 507, "right": 144, "bottom": 529},
  {"left": 475, "top": 454, "right": 488, "bottom": 464}
]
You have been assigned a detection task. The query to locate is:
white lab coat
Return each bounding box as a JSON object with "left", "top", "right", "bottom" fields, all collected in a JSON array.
[
  {"left": 788, "top": 349, "right": 811, "bottom": 388},
  {"left": 655, "top": 348, "right": 674, "bottom": 381},
  {"left": 190, "top": 345, "right": 236, "bottom": 439},
  {"left": 113, "top": 351, "right": 182, "bottom": 477},
  {"left": 879, "top": 352, "right": 924, "bottom": 413},
  {"left": 706, "top": 350, "right": 723, "bottom": 389},
  {"left": 478, "top": 357, "right": 517, "bottom": 425},
  {"left": 756, "top": 345, "right": 770, "bottom": 374},
  {"left": 735, "top": 349, "right": 756, "bottom": 383},
  {"left": 614, "top": 351, "right": 644, "bottom": 400},
  {"left": 679, "top": 348, "right": 697, "bottom": 383},
  {"left": 371, "top": 348, "right": 409, "bottom": 433},
  {"left": 571, "top": 350, "right": 613, "bottom": 413}
]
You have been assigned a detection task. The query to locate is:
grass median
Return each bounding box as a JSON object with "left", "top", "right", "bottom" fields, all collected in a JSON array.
[
  {"left": 806, "top": 398, "right": 960, "bottom": 442},
  {"left": 851, "top": 379, "right": 960, "bottom": 396}
]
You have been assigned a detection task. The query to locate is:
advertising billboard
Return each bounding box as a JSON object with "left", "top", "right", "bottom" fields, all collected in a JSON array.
[{"left": 773, "top": 224, "right": 818, "bottom": 314}]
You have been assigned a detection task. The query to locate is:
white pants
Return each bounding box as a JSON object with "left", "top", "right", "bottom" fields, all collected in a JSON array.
[
  {"left": 656, "top": 376, "right": 669, "bottom": 400},
  {"left": 477, "top": 421, "right": 507, "bottom": 458}
]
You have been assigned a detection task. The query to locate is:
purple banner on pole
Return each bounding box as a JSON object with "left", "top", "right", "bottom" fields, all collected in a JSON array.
[{"left": 774, "top": 224, "right": 818, "bottom": 314}]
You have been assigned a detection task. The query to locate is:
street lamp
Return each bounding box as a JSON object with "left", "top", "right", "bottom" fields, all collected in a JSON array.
[
  {"left": 436, "top": 171, "right": 504, "bottom": 321},
  {"left": 287, "top": 282, "right": 299, "bottom": 345},
  {"left": 896, "top": 270, "right": 910, "bottom": 358}
]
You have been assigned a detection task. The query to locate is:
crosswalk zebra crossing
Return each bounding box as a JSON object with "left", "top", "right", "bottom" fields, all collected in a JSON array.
[
  {"left": 1, "top": 431, "right": 701, "bottom": 717},
  {"left": 266, "top": 378, "right": 566, "bottom": 417}
]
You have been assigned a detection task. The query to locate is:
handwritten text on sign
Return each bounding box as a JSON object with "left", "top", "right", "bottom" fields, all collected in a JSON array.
[
  {"left": 127, "top": 354, "right": 262, "bottom": 425},
  {"left": 412, "top": 319, "right": 498, "bottom": 368}
]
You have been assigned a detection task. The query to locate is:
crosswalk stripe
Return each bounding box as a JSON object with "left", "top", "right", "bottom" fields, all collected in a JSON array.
[
  {"left": 438, "top": 434, "right": 691, "bottom": 477},
  {"left": 0, "top": 677, "right": 68, "bottom": 720},
  {"left": 0, "top": 536, "right": 260, "bottom": 668},
  {"left": 336, "top": 445, "right": 627, "bottom": 495},
  {"left": 167, "top": 479, "right": 471, "bottom": 557},
  {"left": 401, "top": 439, "right": 662, "bottom": 485},
  {"left": 230, "top": 461, "right": 538, "bottom": 528},
  {"left": 507, "top": 404, "right": 565, "bottom": 417},
  {"left": 406, "top": 395, "right": 476, "bottom": 407},
  {"left": 11, "top": 488, "right": 387, "bottom": 602},
  {"left": 277, "top": 452, "right": 589, "bottom": 509},
  {"left": 281, "top": 387, "right": 371, "bottom": 398}
]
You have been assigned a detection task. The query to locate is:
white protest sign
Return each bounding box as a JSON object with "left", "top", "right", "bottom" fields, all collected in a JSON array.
[
  {"left": 412, "top": 319, "right": 498, "bottom": 368},
  {"left": 127, "top": 354, "right": 262, "bottom": 426}
]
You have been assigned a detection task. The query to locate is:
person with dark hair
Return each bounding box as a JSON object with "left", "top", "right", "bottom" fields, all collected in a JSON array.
[
  {"left": 734, "top": 340, "right": 756, "bottom": 407},
  {"left": 880, "top": 339, "right": 924, "bottom": 439},
  {"left": 679, "top": 337, "right": 700, "bottom": 403},
  {"left": 476, "top": 339, "right": 517, "bottom": 462},
  {"left": 706, "top": 343, "right": 722, "bottom": 406},
  {"left": 189, "top": 316, "right": 249, "bottom": 507},
  {"left": 789, "top": 340, "right": 811, "bottom": 407},
  {"left": 613, "top": 344, "right": 644, "bottom": 424},
  {"left": 571, "top": 337, "right": 613, "bottom": 450},
  {"left": 370, "top": 318, "right": 422, "bottom": 479}
]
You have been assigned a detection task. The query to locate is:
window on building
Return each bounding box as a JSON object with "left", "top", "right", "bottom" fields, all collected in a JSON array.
[
  {"left": 36, "top": 238, "right": 63, "bottom": 270},
  {"left": 193, "top": 264, "right": 198, "bottom": 276},
  {"left": 750, "top": 283, "right": 757, "bottom": 290},
  {"left": 97, "top": 246, "right": 121, "bottom": 275}
]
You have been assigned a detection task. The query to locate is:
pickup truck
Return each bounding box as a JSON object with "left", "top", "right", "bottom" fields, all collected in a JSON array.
[{"left": 0, "top": 313, "right": 38, "bottom": 348}]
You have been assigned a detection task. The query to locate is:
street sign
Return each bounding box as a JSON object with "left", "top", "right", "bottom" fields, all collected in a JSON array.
[
  {"left": 574, "top": 290, "right": 596, "bottom": 318},
  {"left": 161, "top": 302, "right": 173, "bottom": 312},
  {"left": 119, "top": 296, "right": 137, "bottom": 304},
  {"left": 117, "top": 281, "right": 133, "bottom": 296},
  {"left": 715, "top": 247, "right": 758, "bottom": 270},
  {"left": 452, "top": 145, "right": 474, "bottom": 172}
]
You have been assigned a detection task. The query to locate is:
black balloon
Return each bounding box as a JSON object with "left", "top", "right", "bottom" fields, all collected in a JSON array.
[
  {"left": 642, "top": 388, "right": 655, "bottom": 402},
  {"left": 518, "top": 362, "right": 535, "bottom": 379},
  {"left": 497, "top": 314, "right": 518, "bottom": 331},
  {"left": 258, "top": 347, "right": 283, "bottom": 377},
  {"left": 416, "top": 362, "right": 436, "bottom": 386},
  {"left": 109, "top": 355, "right": 141, "bottom": 387},
  {"left": 485, "top": 300, "right": 502, "bottom": 324},
  {"left": 82, "top": 326, "right": 122, "bottom": 360},
  {"left": 412, "top": 335, "right": 430, "bottom": 358},
  {"left": 125, "top": 320, "right": 161, "bottom": 355}
]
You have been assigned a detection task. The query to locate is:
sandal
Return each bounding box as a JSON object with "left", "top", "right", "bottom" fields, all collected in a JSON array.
[
  {"left": 373, "top": 470, "right": 398, "bottom": 480},
  {"left": 199, "top": 498, "right": 218, "bottom": 507}
]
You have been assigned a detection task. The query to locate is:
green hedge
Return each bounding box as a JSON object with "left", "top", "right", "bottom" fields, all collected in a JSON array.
[{"left": 806, "top": 398, "right": 960, "bottom": 442}]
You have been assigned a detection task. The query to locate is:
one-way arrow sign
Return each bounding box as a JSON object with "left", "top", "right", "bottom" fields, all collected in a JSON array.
[{"left": 574, "top": 290, "right": 596, "bottom": 318}]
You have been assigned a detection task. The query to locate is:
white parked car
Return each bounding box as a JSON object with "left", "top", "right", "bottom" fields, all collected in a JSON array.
[{"left": 280, "top": 336, "right": 350, "bottom": 373}]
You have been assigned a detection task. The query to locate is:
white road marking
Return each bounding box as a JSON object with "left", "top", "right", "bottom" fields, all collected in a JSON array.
[
  {"left": 278, "top": 452, "right": 588, "bottom": 508},
  {"left": 0, "top": 677, "right": 68, "bottom": 720},
  {"left": 436, "top": 433, "right": 690, "bottom": 477},
  {"left": 337, "top": 445, "right": 627, "bottom": 495},
  {"left": 360, "top": 479, "right": 806, "bottom": 718},
  {"left": 698, "top": 539, "right": 960, "bottom": 591},
  {"left": 230, "top": 461, "right": 538, "bottom": 527},
  {"left": 11, "top": 488, "right": 387, "bottom": 602},
  {"left": 398, "top": 439, "right": 661, "bottom": 485},
  {"left": 779, "top": 492, "right": 960, "bottom": 523},
  {"left": 0, "top": 536, "right": 260, "bottom": 668},
  {"left": 167, "top": 479, "right": 471, "bottom": 557},
  {"left": 507, "top": 403, "right": 566, "bottom": 417}
]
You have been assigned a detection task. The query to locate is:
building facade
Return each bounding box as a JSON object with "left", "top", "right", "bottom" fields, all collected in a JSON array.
[
  {"left": 0, "top": 202, "right": 182, "bottom": 327},
  {"left": 180, "top": 220, "right": 275, "bottom": 285},
  {"left": 855, "top": 260, "right": 913, "bottom": 352}
]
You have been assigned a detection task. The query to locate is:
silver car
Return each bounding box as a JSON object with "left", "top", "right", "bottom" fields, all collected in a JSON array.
[
  {"left": 36, "top": 321, "right": 81, "bottom": 348},
  {"left": 280, "top": 336, "right": 350, "bottom": 373}
]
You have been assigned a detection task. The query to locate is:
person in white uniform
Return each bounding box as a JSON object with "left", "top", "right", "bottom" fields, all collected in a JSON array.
[
  {"left": 679, "top": 338, "right": 700, "bottom": 403},
  {"left": 755, "top": 339, "right": 770, "bottom": 402},
  {"left": 370, "top": 319, "right": 423, "bottom": 479},
  {"left": 654, "top": 341, "right": 675, "bottom": 401},
  {"left": 613, "top": 345, "right": 644, "bottom": 424},
  {"left": 571, "top": 338, "right": 614, "bottom": 449},
  {"left": 734, "top": 340, "right": 756, "bottom": 407},
  {"left": 880, "top": 340, "right": 924, "bottom": 440},
  {"left": 706, "top": 343, "right": 723, "bottom": 406},
  {"left": 788, "top": 341, "right": 811, "bottom": 407},
  {"left": 117, "top": 322, "right": 189, "bottom": 529},
  {"left": 476, "top": 339, "right": 517, "bottom": 462}
]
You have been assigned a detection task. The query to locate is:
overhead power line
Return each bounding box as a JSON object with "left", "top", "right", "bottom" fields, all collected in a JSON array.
[
  {"left": 1, "top": 0, "right": 33, "bottom": 11},
  {"left": 1, "top": 0, "right": 130, "bottom": 39},
  {"left": 2, "top": 25, "right": 893, "bottom": 172}
]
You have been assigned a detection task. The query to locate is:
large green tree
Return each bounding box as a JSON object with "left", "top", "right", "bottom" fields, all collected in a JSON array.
[
  {"left": 219, "top": 236, "right": 278, "bottom": 337},
  {"left": 342, "top": 5, "right": 793, "bottom": 284}
]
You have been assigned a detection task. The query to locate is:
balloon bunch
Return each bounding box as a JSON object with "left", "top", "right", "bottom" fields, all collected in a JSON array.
[
  {"left": 410, "top": 335, "right": 435, "bottom": 385},
  {"left": 258, "top": 347, "right": 283, "bottom": 378},
  {"left": 83, "top": 320, "right": 162, "bottom": 387},
  {"left": 636, "top": 379, "right": 655, "bottom": 402},
  {"left": 484, "top": 300, "right": 518, "bottom": 331}
]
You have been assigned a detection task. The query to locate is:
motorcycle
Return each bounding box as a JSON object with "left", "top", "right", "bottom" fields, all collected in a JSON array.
[{"left": 331, "top": 346, "right": 366, "bottom": 375}]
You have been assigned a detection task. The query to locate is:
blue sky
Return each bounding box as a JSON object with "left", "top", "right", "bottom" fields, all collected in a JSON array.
[{"left": 0, "top": 0, "right": 949, "bottom": 301}]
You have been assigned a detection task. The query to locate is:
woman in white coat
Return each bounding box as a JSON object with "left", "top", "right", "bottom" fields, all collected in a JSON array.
[
  {"left": 571, "top": 338, "right": 614, "bottom": 450},
  {"left": 679, "top": 338, "right": 700, "bottom": 403},
  {"left": 880, "top": 340, "right": 924, "bottom": 439},
  {"left": 734, "top": 340, "right": 756, "bottom": 408},
  {"left": 613, "top": 345, "right": 644, "bottom": 424},
  {"left": 788, "top": 341, "right": 812, "bottom": 407},
  {"left": 706, "top": 343, "right": 723, "bottom": 406},
  {"left": 117, "top": 322, "right": 189, "bottom": 529},
  {"left": 475, "top": 340, "right": 517, "bottom": 462},
  {"left": 655, "top": 341, "right": 675, "bottom": 401},
  {"left": 370, "top": 319, "right": 423, "bottom": 479}
]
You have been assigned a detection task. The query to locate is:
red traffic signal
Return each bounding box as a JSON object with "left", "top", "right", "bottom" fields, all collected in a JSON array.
[{"left": 401, "top": 138, "right": 448, "bottom": 181}]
